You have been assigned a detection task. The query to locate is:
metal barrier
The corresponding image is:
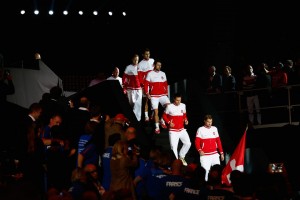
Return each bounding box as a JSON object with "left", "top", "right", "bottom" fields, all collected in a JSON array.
[{"left": 169, "top": 79, "right": 300, "bottom": 127}]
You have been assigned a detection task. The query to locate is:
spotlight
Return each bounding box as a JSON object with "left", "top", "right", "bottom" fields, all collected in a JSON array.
[
  {"left": 49, "top": 10, "right": 54, "bottom": 15},
  {"left": 108, "top": 11, "right": 113, "bottom": 16},
  {"left": 93, "top": 11, "right": 98, "bottom": 16},
  {"left": 78, "top": 10, "right": 83, "bottom": 15},
  {"left": 20, "top": 10, "right": 26, "bottom": 15},
  {"left": 63, "top": 10, "right": 68, "bottom": 15},
  {"left": 122, "top": 11, "right": 126, "bottom": 16},
  {"left": 34, "top": 10, "right": 39, "bottom": 15}
]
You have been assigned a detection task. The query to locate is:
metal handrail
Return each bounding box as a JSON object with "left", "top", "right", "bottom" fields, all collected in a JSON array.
[
  {"left": 203, "top": 84, "right": 300, "bottom": 125},
  {"left": 168, "top": 79, "right": 300, "bottom": 125}
]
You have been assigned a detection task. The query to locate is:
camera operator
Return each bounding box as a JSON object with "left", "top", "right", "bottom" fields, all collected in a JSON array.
[{"left": 0, "top": 68, "right": 15, "bottom": 104}]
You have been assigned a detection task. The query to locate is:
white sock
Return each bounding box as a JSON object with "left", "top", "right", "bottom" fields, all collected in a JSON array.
[{"left": 155, "top": 123, "right": 159, "bottom": 129}]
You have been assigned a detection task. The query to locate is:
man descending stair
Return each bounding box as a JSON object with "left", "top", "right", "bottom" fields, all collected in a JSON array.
[{"left": 162, "top": 93, "right": 191, "bottom": 166}]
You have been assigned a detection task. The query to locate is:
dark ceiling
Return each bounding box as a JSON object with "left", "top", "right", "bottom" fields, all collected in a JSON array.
[{"left": 1, "top": 0, "right": 299, "bottom": 81}]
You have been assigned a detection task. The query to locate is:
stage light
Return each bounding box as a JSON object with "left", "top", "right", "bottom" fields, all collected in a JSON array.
[
  {"left": 16, "top": 0, "right": 132, "bottom": 21},
  {"left": 93, "top": 10, "right": 98, "bottom": 16},
  {"left": 49, "top": 0, "right": 55, "bottom": 16}
]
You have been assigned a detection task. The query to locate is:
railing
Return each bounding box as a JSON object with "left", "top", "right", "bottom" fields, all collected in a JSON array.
[{"left": 169, "top": 79, "right": 300, "bottom": 127}]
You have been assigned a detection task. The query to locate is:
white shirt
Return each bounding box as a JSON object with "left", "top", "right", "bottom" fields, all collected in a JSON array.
[{"left": 107, "top": 76, "right": 123, "bottom": 87}]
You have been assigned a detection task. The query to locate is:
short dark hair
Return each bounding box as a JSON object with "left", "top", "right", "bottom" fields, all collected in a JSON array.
[
  {"left": 143, "top": 48, "right": 150, "bottom": 53},
  {"left": 173, "top": 93, "right": 182, "bottom": 99},
  {"left": 204, "top": 114, "right": 213, "bottom": 121},
  {"left": 29, "top": 102, "right": 42, "bottom": 113},
  {"left": 154, "top": 59, "right": 161, "bottom": 65}
]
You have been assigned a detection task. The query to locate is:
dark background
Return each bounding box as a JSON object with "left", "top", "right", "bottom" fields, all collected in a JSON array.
[
  {"left": 1, "top": 0, "right": 300, "bottom": 192},
  {"left": 1, "top": 0, "right": 300, "bottom": 83}
]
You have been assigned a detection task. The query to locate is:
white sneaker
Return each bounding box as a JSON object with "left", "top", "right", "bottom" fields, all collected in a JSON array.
[
  {"left": 154, "top": 128, "right": 160, "bottom": 134},
  {"left": 180, "top": 157, "right": 188, "bottom": 166}
]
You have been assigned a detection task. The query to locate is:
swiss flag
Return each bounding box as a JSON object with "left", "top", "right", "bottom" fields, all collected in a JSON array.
[{"left": 221, "top": 129, "right": 247, "bottom": 186}]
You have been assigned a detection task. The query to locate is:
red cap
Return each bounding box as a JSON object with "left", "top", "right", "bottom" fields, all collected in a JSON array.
[{"left": 114, "top": 113, "right": 128, "bottom": 122}]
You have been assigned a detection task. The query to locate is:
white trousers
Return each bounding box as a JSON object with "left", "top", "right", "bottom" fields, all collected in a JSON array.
[
  {"left": 200, "top": 153, "right": 221, "bottom": 181},
  {"left": 169, "top": 129, "right": 191, "bottom": 159},
  {"left": 127, "top": 89, "right": 143, "bottom": 121},
  {"left": 246, "top": 95, "right": 261, "bottom": 124}
]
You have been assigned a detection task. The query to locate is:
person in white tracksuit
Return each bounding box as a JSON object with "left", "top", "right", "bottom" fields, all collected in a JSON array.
[{"left": 123, "top": 54, "right": 143, "bottom": 121}]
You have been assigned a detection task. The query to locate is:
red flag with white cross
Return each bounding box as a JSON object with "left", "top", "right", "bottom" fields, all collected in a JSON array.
[{"left": 221, "top": 129, "right": 247, "bottom": 186}]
